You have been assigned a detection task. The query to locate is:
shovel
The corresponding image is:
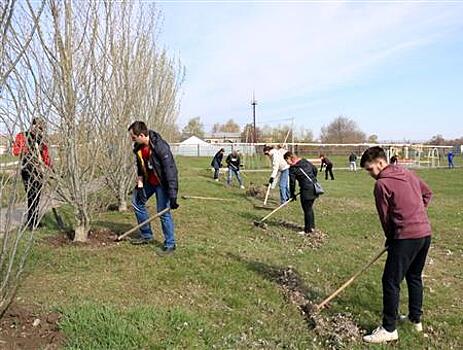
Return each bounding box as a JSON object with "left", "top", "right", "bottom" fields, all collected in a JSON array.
[{"left": 253, "top": 193, "right": 299, "bottom": 229}]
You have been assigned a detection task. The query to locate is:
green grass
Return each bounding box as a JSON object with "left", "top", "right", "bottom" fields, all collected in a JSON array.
[{"left": 18, "top": 157, "right": 463, "bottom": 349}]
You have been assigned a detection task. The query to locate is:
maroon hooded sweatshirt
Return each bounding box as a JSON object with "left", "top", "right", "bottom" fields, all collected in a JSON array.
[{"left": 374, "top": 165, "right": 432, "bottom": 240}]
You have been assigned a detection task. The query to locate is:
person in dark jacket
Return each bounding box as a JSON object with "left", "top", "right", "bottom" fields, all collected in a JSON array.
[
  {"left": 225, "top": 150, "right": 244, "bottom": 189},
  {"left": 361, "top": 146, "right": 432, "bottom": 344},
  {"left": 12, "top": 118, "right": 52, "bottom": 230},
  {"left": 349, "top": 152, "right": 357, "bottom": 172},
  {"left": 128, "top": 121, "right": 179, "bottom": 255},
  {"left": 284, "top": 151, "right": 319, "bottom": 235},
  {"left": 211, "top": 148, "right": 225, "bottom": 181},
  {"left": 319, "top": 154, "right": 334, "bottom": 180},
  {"left": 447, "top": 151, "right": 455, "bottom": 169}
]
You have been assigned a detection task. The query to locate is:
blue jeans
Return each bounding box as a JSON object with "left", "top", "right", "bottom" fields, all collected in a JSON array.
[
  {"left": 227, "top": 167, "right": 243, "bottom": 186},
  {"left": 279, "top": 168, "right": 290, "bottom": 203},
  {"left": 131, "top": 183, "right": 175, "bottom": 248}
]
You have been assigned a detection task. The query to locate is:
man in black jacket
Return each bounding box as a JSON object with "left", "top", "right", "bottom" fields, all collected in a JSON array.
[
  {"left": 128, "top": 121, "right": 179, "bottom": 255},
  {"left": 320, "top": 154, "right": 334, "bottom": 180},
  {"left": 284, "top": 151, "right": 319, "bottom": 235},
  {"left": 211, "top": 148, "right": 225, "bottom": 181}
]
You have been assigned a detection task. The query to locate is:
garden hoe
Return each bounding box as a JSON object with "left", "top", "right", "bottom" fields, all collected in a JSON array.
[
  {"left": 116, "top": 207, "right": 170, "bottom": 241},
  {"left": 253, "top": 193, "right": 300, "bottom": 229},
  {"left": 315, "top": 246, "right": 388, "bottom": 310}
]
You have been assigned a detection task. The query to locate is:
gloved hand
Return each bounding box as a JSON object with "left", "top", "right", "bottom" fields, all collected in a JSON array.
[
  {"left": 291, "top": 194, "right": 298, "bottom": 201},
  {"left": 170, "top": 197, "right": 179, "bottom": 210},
  {"left": 135, "top": 187, "right": 147, "bottom": 203},
  {"left": 268, "top": 177, "right": 274, "bottom": 184},
  {"left": 385, "top": 238, "right": 392, "bottom": 248}
]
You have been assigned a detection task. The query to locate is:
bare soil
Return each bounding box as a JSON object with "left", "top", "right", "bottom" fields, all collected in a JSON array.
[
  {"left": 43, "top": 228, "right": 121, "bottom": 248},
  {"left": 0, "top": 304, "right": 64, "bottom": 349},
  {"left": 276, "top": 267, "right": 362, "bottom": 349}
]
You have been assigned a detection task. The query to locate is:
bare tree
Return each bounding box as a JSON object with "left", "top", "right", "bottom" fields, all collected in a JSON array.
[
  {"left": 211, "top": 119, "right": 240, "bottom": 133},
  {"left": 0, "top": 0, "right": 47, "bottom": 316},
  {"left": 182, "top": 116, "right": 204, "bottom": 139},
  {"left": 320, "top": 116, "right": 366, "bottom": 144},
  {"left": 94, "top": 2, "right": 184, "bottom": 211},
  {"left": 28, "top": 0, "right": 106, "bottom": 242}
]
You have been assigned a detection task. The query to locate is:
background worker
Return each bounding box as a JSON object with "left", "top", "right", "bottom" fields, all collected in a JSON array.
[
  {"left": 263, "top": 145, "right": 290, "bottom": 203},
  {"left": 360, "top": 146, "right": 432, "bottom": 344},
  {"left": 447, "top": 151, "right": 455, "bottom": 169},
  {"left": 349, "top": 152, "right": 357, "bottom": 172},
  {"left": 12, "top": 118, "right": 52, "bottom": 230},
  {"left": 211, "top": 148, "right": 225, "bottom": 181},
  {"left": 284, "top": 151, "right": 319, "bottom": 235},
  {"left": 226, "top": 150, "right": 244, "bottom": 189},
  {"left": 319, "top": 154, "right": 334, "bottom": 180}
]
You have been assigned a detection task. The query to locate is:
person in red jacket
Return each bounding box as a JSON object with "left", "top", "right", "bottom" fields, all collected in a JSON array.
[
  {"left": 12, "top": 118, "right": 51, "bottom": 230},
  {"left": 360, "top": 146, "right": 432, "bottom": 344}
]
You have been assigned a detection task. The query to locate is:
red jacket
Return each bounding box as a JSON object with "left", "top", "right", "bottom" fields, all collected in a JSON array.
[
  {"left": 12, "top": 132, "right": 51, "bottom": 167},
  {"left": 374, "top": 165, "right": 432, "bottom": 240}
]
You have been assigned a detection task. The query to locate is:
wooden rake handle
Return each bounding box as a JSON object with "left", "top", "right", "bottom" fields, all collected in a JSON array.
[
  {"left": 259, "top": 193, "right": 300, "bottom": 224},
  {"left": 316, "top": 247, "right": 388, "bottom": 310},
  {"left": 263, "top": 185, "right": 271, "bottom": 206},
  {"left": 117, "top": 207, "right": 171, "bottom": 241}
]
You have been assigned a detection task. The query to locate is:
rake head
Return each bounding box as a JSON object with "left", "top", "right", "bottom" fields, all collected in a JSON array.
[{"left": 253, "top": 220, "right": 268, "bottom": 229}]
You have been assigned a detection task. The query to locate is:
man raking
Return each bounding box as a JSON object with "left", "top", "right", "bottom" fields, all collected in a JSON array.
[{"left": 360, "top": 146, "right": 432, "bottom": 344}]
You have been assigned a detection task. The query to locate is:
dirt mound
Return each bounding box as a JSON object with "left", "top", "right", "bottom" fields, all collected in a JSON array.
[
  {"left": 276, "top": 267, "right": 362, "bottom": 349},
  {"left": 44, "top": 228, "right": 120, "bottom": 248},
  {"left": 0, "top": 304, "right": 64, "bottom": 349},
  {"left": 246, "top": 184, "right": 268, "bottom": 200}
]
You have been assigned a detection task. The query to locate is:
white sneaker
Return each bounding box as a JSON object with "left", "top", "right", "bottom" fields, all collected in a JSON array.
[
  {"left": 399, "top": 315, "right": 423, "bottom": 332},
  {"left": 240, "top": 185, "right": 245, "bottom": 189},
  {"left": 363, "top": 326, "right": 398, "bottom": 343},
  {"left": 297, "top": 231, "right": 307, "bottom": 236},
  {"left": 215, "top": 178, "right": 219, "bottom": 182}
]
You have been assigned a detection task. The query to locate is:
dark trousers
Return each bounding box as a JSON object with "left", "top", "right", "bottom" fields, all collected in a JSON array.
[
  {"left": 382, "top": 236, "right": 431, "bottom": 332},
  {"left": 300, "top": 198, "right": 315, "bottom": 233},
  {"left": 21, "top": 169, "right": 43, "bottom": 229},
  {"left": 325, "top": 164, "right": 334, "bottom": 180},
  {"left": 213, "top": 167, "right": 220, "bottom": 179}
]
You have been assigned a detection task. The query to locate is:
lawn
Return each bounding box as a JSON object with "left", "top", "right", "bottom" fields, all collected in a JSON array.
[{"left": 16, "top": 157, "right": 463, "bottom": 349}]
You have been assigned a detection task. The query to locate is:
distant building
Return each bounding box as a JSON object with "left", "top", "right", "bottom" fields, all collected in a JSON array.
[{"left": 204, "top": 132, "right": 241, "bottom": 144}]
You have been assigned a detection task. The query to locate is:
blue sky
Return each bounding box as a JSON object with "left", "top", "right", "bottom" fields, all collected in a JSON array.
[{"left": 158, "top": 1, "right": 463, "bottom": 141}]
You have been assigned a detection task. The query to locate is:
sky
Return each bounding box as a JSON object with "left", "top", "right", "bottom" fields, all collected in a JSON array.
[{"left": 157, "top": 1, "right": 463, "bottom": 141}]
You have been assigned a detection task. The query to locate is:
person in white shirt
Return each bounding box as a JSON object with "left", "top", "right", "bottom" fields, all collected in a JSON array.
[{"left": 263, "top": 145, "right": 290, "bottom": 203}]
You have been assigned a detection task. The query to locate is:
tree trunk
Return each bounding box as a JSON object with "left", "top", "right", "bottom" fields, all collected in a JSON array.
[
  {"left": 118, "top": 199, "right": 128, "bottom": 212},
  {"left": 73, "top": 211, "right": 90, "bottom": 242}
]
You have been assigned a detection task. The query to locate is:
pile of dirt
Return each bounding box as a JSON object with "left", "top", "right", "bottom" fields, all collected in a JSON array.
[
  {"left": 245, "top": 184, "right": 268, "bottom": 200},
  {"left": 44, "top": 228, "right": 120, "bottom": 248},
  {"left": 276, "top": 267, "right": 362, "bottom": 349},
  {"left": 0, "top": 304, "right": 64, "bottom": 349}
]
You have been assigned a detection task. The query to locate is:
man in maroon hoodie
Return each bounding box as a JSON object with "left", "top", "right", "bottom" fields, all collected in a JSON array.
[{"left": 360, "top": 146, "right": 432, "bottom": 344}]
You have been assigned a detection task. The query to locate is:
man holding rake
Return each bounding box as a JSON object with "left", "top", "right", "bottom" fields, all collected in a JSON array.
[{"left": 361, "top": 146, "right": 432, "bottom": 344}]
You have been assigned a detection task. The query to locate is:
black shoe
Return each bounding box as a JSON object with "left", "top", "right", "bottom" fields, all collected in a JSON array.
[
  {"left": 157, "top": 245, "right": 176, "bottom": 256},
  {"left": 130, "top": 237, "right": 154, "bottom": 245}
]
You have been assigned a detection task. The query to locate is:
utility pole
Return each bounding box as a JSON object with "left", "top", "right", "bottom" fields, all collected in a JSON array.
[{"left": 251, "top": 91, "right": 257, "bottom": 143}]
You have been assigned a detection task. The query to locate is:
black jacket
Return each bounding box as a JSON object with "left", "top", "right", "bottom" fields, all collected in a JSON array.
[
  {"left": 211, "top": 151, "right": 224, "bottom": 168},
  {"left": 134, "top": 130, "right": 178, "bottom": 199},
  {"left": 289, "top": 159, "right": 318, "bottom": 200},
  {"left": 349, "top": 153, "right": 357, "bottom": 162},
  {"left": 226, "top": 153, "right": 241, "bottom": 169}
]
